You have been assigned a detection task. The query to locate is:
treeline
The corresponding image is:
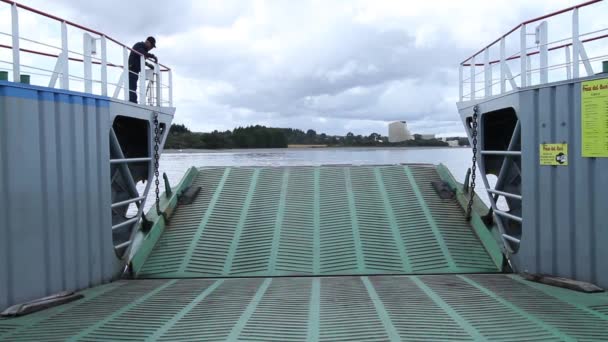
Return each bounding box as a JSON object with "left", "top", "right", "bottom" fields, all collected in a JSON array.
[
  {"left": 165, "top": 124, "right": 464, "bottom": 149},
  {"left": 165, "top": 124, "right": 287, "bottom": 149}
]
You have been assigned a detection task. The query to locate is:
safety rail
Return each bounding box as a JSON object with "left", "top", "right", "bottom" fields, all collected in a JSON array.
[
  {"left": 0, "top": 0, "right": 173, "bottom": 107},
  {"left": 459, "top": 0, "right": 608, "bottom": 102}
]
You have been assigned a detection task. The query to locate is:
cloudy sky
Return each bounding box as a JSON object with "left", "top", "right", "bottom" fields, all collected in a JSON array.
[{"left": 7, "top": 0, "right": 600, "bottom": 136}]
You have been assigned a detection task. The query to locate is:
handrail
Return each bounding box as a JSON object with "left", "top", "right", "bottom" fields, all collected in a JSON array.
[
  {"left": 462, "top": 32, "right": 608, "bottom": 66},
  {"left": 461, "top": 0, "right": 602, "bottom": 64},
  {"left": 0, "top": 0, "right": 170, "bottom": 71},
  {"left": 0, "top": 44, "right": 124, "bottom": 68},
  {"left": 2, "top": 0, "right": 174, "bottom": 107},
  {"left": 458, "top": 0, "right": 608, "bottom": 102}
]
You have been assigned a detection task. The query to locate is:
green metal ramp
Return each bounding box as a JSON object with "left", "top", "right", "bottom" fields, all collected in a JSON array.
[
  {"left": 2, "top": 274, "right": 607, "bottom": 341},
  {"left": 3, "top": 164, "right": 608, "bottom": 341},
  {"left": 136, "top": 164, "right": 501, "bottom": 278}
]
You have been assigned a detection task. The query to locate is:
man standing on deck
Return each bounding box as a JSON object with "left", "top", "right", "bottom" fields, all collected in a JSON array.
[{"left": 128, "top": 36, "right": 157, "bottom": 103}]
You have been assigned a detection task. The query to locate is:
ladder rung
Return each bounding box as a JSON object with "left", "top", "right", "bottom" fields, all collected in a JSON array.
[
  {"left": 481, "top": 150, "right": 521, "bottom": 156},
  {"left": 502, "top": 234, "right": 521, "bottom": 244},
  {"left": 494, "top": 209, "right": 523, "bottom": 222},
  {"left": 114, "top": 240, "right": 132, "bottom": 250},
  {"left": 487, "top": 189, "right": 522, "bottom": 200},
  {"left": 112, "top": 217, "right": 139, "bottom": 231},
  {"left": 111, "top": 196, "right": 146, "bottom": 209},
  {"left": 110, "top": 157, "right": 152, "bottom": 164}
]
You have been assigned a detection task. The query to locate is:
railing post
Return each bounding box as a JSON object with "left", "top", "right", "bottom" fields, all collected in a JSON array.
[
  {"left": 538, "top": 21, "right": 548, "bottom": 84},
  {"left": 572, "top": 8, "right": 579, "bottom": 79},
  {"left": 11, "top": 3, "right": 20, "bottom": 82},
  {"left": 565, "top": 46, "right": 572, "bottom": 80},
  {"left": 500, "top": 37, "right": 506, "bottom": 94},
  {"left": 60, "top": 21, "right": 69, "bottom": 90},
  {"left": 155, "top": 63, "right": 162, "bottom": 106},
  {"left": 123, "top": 47, "right": 129, "bottom": 101},
  {"left": 470, "top": 56, "right": 475, "bottom": 100},
  {"left": 520, "top": 24, "right": 527, "bottom": 88},
  {"left": 139, "top": 54, "right": 146, "bottom": 105},
  {"left": 526, "top": 57, "right": 532, "bottom": 85},
  {"left": 168, "top": 70, "right": 173, "bottom": 107},
  {"left": 458, "top": 63, "right": 464, "bottom": 101},
  {"left": 83, "top": 33, "right": 92, "bottom": 93},
  {"left": 484, "top": 48, "right": 491, "bottom": 97},
  {"left": 101, "top": 36, "right": 108, "bottom": 96}
]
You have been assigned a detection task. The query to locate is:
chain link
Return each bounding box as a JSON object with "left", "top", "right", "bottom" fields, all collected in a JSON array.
[
  {"left": 153, "top": 111, "right": 161, "bottom": 216},
  {"left": 465, "top": 105, "right": 479, "bottom": 220}
]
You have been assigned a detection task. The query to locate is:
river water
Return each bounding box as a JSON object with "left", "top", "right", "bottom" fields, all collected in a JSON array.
[{"left": 137, "top": 147, "right": 493, "bottom": 212}]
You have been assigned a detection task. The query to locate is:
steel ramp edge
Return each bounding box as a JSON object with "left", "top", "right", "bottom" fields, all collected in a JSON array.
[
  {"left": 435, "top": 163, "right": 504, "bottom": 268},
  {"left": 1, "top": 274, "right": 607, "bottom": 341},
  {"left": 134, "top": 164, "right": 503, "bottom": 278},
  {"left": 129, "top": 166, "right": 199, "bottom": 274}
]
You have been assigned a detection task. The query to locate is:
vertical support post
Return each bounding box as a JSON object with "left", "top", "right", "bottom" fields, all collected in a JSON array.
[
  {"left": 526, "top": 57, "right": 532, "bottom": 85},
  {"left": 101, "top": 36, "right": 108, "bottom": 96},
  {"left": 83, "top": 33, "right": 92, "bottom": 93},
  {"left": 11, "top": 3, "right": 20, "bottom": 82},
  {"left": 500, "top": 37, "right": 506, "bottom": 93},
  {"left": 470, "top": 56, "right": 475, "bottom": 100},
  {"left": 565, "top": 46, "right": 572, "bottom": 80},
  {"left": 520, "top": 24, "right": 527, "bottom": 88},
  {"left": 484, "top": 48, "right": 491, "bottom": 97},
  {"left": 155, "top": 63, "right": 162, "bottom": 106},
  {"left": 123, "top": 47, "right": 129, "bottom": 101},
  {"left": 539, "top": 21, "right": 548, "bottom": 84},
  {"left": 572, "top": 8, "right": 580, "bottom": 79},
  {"left": 60, "top": 21, "right": 69, "bottom": 90},
  {"left": 168, "top": 70, "right": 173, "bottom": 107},
  {"left": 458, "top": 64, "right": 463, "bottom": 101},
  {"left": 139, "top": 54, "right": 146, "bottom": 105}
]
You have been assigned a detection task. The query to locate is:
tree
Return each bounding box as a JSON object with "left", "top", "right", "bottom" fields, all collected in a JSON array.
[{"left": 170, "top": 123, "right": 190, "bottom": 134}]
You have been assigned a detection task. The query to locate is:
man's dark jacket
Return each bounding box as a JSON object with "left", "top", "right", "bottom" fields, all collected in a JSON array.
[{"left": 128, "top": 42, "right": 155, "bottom": 73}]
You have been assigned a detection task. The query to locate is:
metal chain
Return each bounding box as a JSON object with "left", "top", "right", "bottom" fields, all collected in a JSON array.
[
  {"left": 465, "top": 105, "right": 479, "bottom": 220},
  {"left": 153, "top": 111, "right": 161, "bottom": 216}
]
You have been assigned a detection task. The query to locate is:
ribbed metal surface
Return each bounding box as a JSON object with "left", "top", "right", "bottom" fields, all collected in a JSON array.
[
  {"left": 0, "top": 81, "right": 118, "bottom": 311},
  {"left": 459, "top": 75, "right": 608, "bottom": 288},
  {"left": 138, "top": 164, "right": 499, "bottom": 278},
  {"left": 2, "top": 275, "right": 607, "bottom": 341},
  {"left": 518, "top": 77, "right": 608, "bottom": 289}
]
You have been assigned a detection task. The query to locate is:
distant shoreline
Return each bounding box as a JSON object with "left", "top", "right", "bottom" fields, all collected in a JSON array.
[{"left": 164, "top": 146, "right": 470, "bottom": 153}]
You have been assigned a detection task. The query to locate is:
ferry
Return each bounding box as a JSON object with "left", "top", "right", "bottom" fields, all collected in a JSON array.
[{"left": 1, "top": 0, "right": 607, "bottom": 340}]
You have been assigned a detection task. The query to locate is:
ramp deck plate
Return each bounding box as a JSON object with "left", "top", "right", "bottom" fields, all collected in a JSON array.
[{"left": 138, "top": 165, "right": 500, "bottom": 278}]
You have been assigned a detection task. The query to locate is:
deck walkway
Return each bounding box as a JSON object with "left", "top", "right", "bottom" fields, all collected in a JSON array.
[{"left": 2, "top": 164, "right": 607, "bottom": 341}]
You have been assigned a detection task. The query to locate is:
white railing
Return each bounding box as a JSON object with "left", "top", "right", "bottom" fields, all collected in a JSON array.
[
  {"left": 459, "top": 0, "right": 608, "bottom": 102},
  {"left": 0, "top": 0, "right": 173, "bottom": 107}
]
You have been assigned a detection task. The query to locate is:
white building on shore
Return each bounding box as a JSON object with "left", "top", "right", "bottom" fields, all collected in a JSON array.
[{"left": 388, "top": 121, "right": 413, "bottom": 142}]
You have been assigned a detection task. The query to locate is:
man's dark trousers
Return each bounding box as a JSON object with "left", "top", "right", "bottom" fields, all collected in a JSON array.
[{"left": 129, "top": 71, "right": 138, "bottom": 103}]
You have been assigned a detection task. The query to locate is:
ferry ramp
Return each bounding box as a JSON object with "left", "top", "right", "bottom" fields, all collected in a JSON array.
[
  {"left": 2, "top": 164, "right": 608, "bottom": 341},
  {"left": 136, "top": 164, "right": 501, "bottom": 278}
]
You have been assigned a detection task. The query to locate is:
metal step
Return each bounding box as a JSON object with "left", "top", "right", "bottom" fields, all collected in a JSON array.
[
  {"left": 1, "top": 274, "right": 607, "bottom": 341},
  {"left": 136, "top": 164, "right": 501, "bottom": 278}
]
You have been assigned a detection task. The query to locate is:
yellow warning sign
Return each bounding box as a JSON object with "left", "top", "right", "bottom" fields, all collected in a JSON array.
[
  {"left": 540, "top": 143, "right": 568, "bottom": 166},
  {"left": 581, "top": 79, "right": 608, "bottom": 157}
]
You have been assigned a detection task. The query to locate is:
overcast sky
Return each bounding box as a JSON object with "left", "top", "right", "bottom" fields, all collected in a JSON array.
[{"left": 11, "top": 0, "right": 595, "bottom": 136}]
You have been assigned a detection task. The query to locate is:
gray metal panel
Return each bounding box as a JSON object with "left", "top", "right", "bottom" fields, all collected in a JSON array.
[
  {"left": 519, "top": 78, "right": 608, "bottom": 288},
  {"left": 459, "top": 76, "right": 608, "bottom": 288},
  {"left": 0, "top": 83, "right": 121, "bottom": 311}
]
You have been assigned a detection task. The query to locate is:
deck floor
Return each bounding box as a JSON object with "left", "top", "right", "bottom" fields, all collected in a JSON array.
[
  {"left": 139, "top": 165, "right": 499, "bottom": 278},
  {"left": 3, "top": 165, "right": 607, "bottom": 340},
  {"left": 1, "top": 274, "right": 608, "bottom": 341}
]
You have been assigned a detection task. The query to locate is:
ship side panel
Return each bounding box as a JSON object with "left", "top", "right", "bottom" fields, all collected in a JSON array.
[
  {"left": 518, "top": 79, "right": 607, "bottom": 288},
  {"left": 0, "top": 82, "right": 120, "bottom": 311}
]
